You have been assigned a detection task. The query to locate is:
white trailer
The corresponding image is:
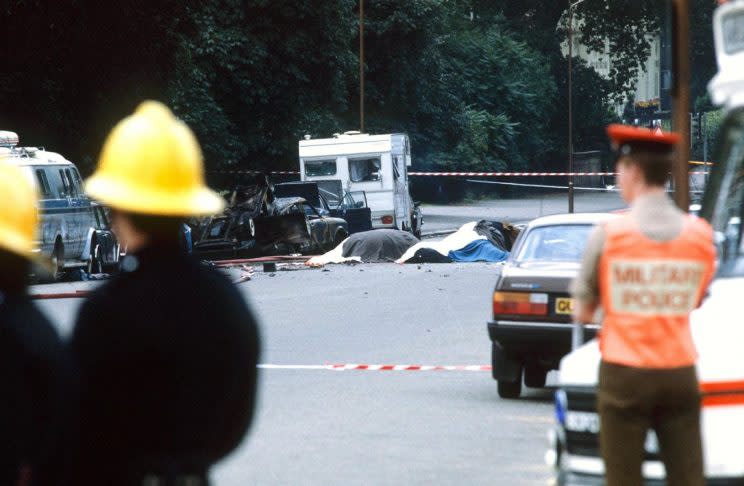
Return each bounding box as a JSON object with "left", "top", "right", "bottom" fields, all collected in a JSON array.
[{"left": 298, "top": 131, "right": 419, "bottom": 233}]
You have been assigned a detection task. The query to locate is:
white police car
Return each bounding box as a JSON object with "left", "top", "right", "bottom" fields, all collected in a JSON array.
[{"left": 548, "top": 2, "right": 744, "bottom": 483}]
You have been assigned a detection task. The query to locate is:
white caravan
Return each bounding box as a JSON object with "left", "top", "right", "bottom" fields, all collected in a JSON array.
[{"left": 299, "top": 131, "right": 419, "bottom": 234}]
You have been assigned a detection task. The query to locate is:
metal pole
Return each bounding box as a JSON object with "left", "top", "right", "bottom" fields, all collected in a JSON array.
[
  {"left": 703, "top": 112, "right": 708, "bottom": 163},
  {"left": 703, "top": 112, "right": 709, "bottom": 185},
  {"left": 671, "top": 0, "right": 690, "bottom": 210},
  {"left": 359, "top": 0, "right": 365, "bottom": 133},
  {"left": 568, "top": 0, "right": 575, "bottom": 213}
]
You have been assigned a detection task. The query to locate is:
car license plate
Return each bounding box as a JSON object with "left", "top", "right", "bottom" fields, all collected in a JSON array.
[{"left": 555, "top": 298, "right": 574, "bottom": 315}]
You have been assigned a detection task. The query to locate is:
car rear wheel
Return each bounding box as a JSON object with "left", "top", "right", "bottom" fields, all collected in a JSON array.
[
  {"left": 497, "top": 378, "right": 522, "bottom": 399},
  {"left": 524, "top": 365, "right": 547, "bottom": 388}
]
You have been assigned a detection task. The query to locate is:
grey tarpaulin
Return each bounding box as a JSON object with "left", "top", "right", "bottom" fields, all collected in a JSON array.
[{"left": 340, "top": 229, "right": 419, "bottom": 263}]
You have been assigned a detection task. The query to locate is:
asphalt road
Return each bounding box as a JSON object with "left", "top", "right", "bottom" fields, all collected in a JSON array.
[
  {"left": 33, "top": 262, "right": 557, "bottom": 486},
  {"left": 421, "top": 191, "right": 625, "bottom": 235}
]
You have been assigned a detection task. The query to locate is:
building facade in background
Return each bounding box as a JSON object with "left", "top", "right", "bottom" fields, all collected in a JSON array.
[{"left": 563, "top": 23, "right": 665, "bottom": 121}]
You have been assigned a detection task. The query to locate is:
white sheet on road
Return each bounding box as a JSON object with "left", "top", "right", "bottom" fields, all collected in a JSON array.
[
  {"left": 396, "top": 222, "right": 486, "bottom": 263},
  {"left": 305, "top": 238, "right": 360, "bottom": 266}
]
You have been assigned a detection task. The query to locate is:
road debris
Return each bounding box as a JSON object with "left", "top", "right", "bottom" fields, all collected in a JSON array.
[{"left": 232, "top": 265, "right": 255, "bottom": 284}]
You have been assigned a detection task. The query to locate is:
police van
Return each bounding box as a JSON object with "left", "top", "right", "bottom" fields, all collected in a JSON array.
[
  {"left": 298, "top": 131, "right": 422, "bottom": 236},
  {"left": 548, "top": 2, "right": 744, "bottom": 483},
  {"left": 0, "top": 131, "right": 119, "bottom": 278}
]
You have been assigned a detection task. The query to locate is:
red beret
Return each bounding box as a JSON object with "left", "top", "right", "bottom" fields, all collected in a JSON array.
[{"left": 607, "top": 124, "right": 680, "bottom": 155}]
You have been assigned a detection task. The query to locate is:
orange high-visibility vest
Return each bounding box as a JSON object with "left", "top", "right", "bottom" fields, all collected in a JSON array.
[{"left": 598, "top": 215, "right": 716, "bottom": 368}]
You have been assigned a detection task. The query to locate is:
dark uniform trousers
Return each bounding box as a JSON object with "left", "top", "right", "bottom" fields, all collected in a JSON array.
[{"left": 598, "top": 361, "right": 704, "bottom": 486}]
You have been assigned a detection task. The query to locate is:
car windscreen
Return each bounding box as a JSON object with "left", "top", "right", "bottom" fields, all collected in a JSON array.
[
  {"left": 515, "top": 224, "right": 594, "bottom": 263},
  {"left": 274, "top": 184, "right": 322, "bottom": 208}
]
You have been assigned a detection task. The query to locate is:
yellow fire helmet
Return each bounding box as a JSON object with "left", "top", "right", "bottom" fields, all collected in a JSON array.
[
  {"left": 86, "top": 100, "right": 225, "bottom": 216},
  {"left": 0, "top": 159, "right": 39, "bottom": 259}
]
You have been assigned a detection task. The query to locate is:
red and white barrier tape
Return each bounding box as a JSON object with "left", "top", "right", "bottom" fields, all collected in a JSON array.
[
  {"left": 408, "top": 171, "right": 616, "bottom": 177},
  {"left": 210, "top": 170, "right": 709, "bottom": 177},
  {"left": 30, "top": 291, "right": 90, "bottom": 300},
  {"left": 410, "top": 171, "right": 709, "bottom": 177},
  {"left": 258, "top": 363, "right": 492, "bottom": 372}
]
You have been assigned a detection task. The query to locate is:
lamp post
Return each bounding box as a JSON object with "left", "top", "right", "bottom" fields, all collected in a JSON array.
[
  {"left": 670, "top": 0, "right": 690, "bottom": 211},
  {"left": 359, "top": 0, "right": 365, "bottom": 133},
  {"left": 567, "top": 0, "right": 586, "bottom": 214}
]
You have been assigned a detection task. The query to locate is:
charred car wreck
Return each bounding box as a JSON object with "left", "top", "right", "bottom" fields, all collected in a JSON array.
[
  {"left": 273, "top": 181, "right": 372, "bottom": 234},
  {"left": 192, "top": 181, "right": 349, "bottom": 260}
]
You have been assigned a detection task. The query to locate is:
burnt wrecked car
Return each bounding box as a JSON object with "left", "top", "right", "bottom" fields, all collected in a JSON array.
[
  {"left": 274, "top": 181, "right": 372, "bottom": 234},
  {"left": 192, "top": 182, "right": 349, "bottom": 260}
]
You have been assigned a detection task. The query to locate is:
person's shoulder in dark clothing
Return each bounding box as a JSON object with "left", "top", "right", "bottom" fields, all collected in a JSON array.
[
  {"left": 70, "top": 251, "right": 261, "bottom": 478},
  {"left": 0, "top": 293, "right": 76, "bottom": 486},
  {"left": 72, "top": 253, "right": 259, "bottom": 345}
]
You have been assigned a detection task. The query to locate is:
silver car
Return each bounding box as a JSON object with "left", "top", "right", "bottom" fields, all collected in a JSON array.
[{"left": 486, "top": 212, "right": 617, "bottom": 399}]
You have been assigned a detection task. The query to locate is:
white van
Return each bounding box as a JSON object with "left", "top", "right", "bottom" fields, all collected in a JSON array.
[
  {"left": 298, "top": 131, "right": 421, "bottom": 234},
  {"left": 0, "top": 131, "right": 119, "bottom": 277}
]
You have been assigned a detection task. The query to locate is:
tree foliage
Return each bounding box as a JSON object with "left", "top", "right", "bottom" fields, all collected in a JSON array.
[{"left": 0, "top": 1, "right": 720, "bottom": 178}]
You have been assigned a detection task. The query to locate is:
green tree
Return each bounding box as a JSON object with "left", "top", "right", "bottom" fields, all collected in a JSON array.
[
  {"left": 361, "top": 3, "right": 556, "bottom": 171},
  {"left": 0, "top": 0, "right": 719, "bottom": 182}
]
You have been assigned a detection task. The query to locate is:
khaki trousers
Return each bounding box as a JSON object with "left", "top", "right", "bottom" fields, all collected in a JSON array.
[{"left": 598, "top": 361, "right": 703, "bottom": 486}]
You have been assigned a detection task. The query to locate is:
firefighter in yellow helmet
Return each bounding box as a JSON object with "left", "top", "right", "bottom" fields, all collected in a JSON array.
[
  {"left": 70, "top": 101, "right": 261, "bottom": 486},
  {"left": 0, "top": 160, "right": 74, "bottom": 485}
]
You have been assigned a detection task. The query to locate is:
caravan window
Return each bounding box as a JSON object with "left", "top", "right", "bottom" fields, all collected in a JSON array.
[
  {"left": 349, "top": 157, "right": 381, "bottom": 182},
  {"left": 305, "top": 160, "right": 337, "bottom": 177}
]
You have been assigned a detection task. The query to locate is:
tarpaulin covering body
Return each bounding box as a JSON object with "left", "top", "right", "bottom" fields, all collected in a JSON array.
[
  {"left": 341, "top": 229, "right": 419, "bottom": 263},
  {"left": 447, "top": 239, "right": 509, "bottom": 262},
  {"left": 397, "top": 221, "right": 517, "bottom": 264},
  {"left": 474, "top": 221, "right": 516, "bottom": 251},
  {"left": 403, "top": 248, "right": 453, "bottom": 264}
]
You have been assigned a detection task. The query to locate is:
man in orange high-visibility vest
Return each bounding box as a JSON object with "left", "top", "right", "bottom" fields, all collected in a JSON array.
[{"left": 572, "top": 124, "right": 717, "bottom": 486}]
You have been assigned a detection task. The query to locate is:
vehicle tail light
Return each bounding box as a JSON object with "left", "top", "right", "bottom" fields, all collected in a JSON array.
[
  {"left": 493, "top": 292, "right": 548, "bottom": 316},
  {"left": 381, "top": 215, "right": 394, "bottom": 225}
]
